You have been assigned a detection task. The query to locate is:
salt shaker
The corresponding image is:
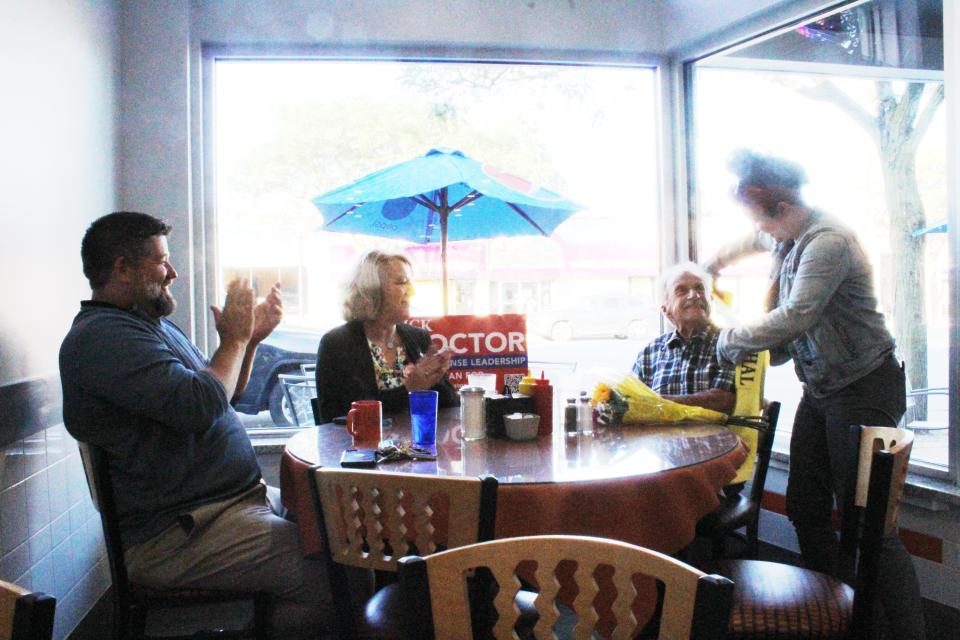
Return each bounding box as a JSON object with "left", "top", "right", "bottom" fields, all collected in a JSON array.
[{"left": 459, "top": 386, "right": 486, "bottom": 441}]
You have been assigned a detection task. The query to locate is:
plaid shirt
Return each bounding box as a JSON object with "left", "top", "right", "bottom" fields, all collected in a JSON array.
[{"left": 632, "top": 325, "right": 735, "bottom": 397}]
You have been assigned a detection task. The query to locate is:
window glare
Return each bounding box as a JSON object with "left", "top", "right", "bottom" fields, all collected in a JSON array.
[
  {"left": 215, "top": 59, "right": 660, "bottom": 427},
  {"left": 692, "top": 0, "right": 947, "bottom": 472}
]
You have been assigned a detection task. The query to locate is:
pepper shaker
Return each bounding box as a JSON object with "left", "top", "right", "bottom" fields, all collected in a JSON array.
[{"left": 577, "top": 391, "right": 593, "bottom": 435}]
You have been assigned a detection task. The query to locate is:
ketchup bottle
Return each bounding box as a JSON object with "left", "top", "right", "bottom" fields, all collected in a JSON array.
[{"left": 531, "top": 372, "right": 553, "bottom": 436}]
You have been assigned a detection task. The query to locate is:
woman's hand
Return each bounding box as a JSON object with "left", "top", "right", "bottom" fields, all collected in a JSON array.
[{"left": 403, "top": 345, "right": 453, "bottom": 391}]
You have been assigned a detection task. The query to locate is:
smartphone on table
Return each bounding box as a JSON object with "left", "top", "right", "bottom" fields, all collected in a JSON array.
[{"left": 339, "top": 448, "right": 377, "bottom": 468}]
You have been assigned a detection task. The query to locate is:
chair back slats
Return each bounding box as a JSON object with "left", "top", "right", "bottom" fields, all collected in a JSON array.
[
  {"left": 402, "top": 535, "right": 731, "bottom": 640},
  {"left": 312, "top": 468, "right": 495, "bottom": 571},
  {"left": 80, "top": 444, "right": 133, "bottom": 604}
]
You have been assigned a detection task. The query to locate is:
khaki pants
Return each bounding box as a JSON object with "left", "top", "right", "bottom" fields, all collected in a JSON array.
[{"left": 125, "top": 483, "right": 333, "bottom": 639}]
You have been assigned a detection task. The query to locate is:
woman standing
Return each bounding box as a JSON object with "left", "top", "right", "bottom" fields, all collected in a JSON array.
[
  {"left": 708, "top": 150, "right": 924, "bottom": 639},
  {"left": 316, "top": 250, "right": 458, "bottom": 423}
]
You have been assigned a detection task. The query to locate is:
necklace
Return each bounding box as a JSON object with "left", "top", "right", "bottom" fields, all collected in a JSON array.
[{"left": 386, "top": 330, "right": 397, "bottom": 349}]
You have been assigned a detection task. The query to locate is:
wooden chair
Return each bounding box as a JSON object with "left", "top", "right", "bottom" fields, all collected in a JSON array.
[
  {"left": 0, "top": 581, "right": 55, "bottom": 640},
  {"left": 310, "top": 467, "right": 498, "bottom": 640},
  {"left": 397, "top": 534, "right": 734, "bottom": 640},
  {"left": 696, "top": 401, "right": 781, "bottom": 560},
  {"left": 78, "top": 443, "right": 271, "bottom": 640},
  {"left": 721, "top": 426, "right": 914, "bottom": 639}
]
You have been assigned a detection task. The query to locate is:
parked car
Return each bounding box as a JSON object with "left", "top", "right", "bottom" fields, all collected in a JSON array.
[
  {"left": 233, "top": 326, "right": 322, "bottom": 426},
  {"left": 528, "top": 293, "right": 659, "bottom": 342}
]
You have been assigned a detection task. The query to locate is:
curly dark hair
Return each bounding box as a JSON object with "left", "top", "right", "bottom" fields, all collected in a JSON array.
[
  {"left": 81, "top": 211, "right": 172, "bottom": 289},
  {"left": 728, "top": 149, "right": 808, "bottom": 190},
  {"left": 729, "top": 149, "right": 807, "bottom": 215}
]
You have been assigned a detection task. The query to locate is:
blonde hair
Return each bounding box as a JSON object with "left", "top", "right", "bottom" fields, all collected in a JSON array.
[{"left": 342, "top": 250, "right": 412, "bottom": 321}]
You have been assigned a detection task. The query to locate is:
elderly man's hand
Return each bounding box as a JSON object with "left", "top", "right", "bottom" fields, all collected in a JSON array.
[{"left": 251, "top": 282, "right": 283, "bottom": 345}]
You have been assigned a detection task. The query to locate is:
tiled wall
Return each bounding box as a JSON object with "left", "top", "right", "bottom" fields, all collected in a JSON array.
[{"left": 0, "top": 422, "right": 109, "bottom": 640}]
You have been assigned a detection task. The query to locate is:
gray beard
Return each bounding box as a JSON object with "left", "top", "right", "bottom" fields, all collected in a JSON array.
[{"left": 144, "top": 284, "right": 176, "bottom": 318}]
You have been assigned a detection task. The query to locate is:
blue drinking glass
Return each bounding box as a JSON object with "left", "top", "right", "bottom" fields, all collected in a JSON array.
[{"left": 409, "top": 390, "right": 439, "bottom": 446}]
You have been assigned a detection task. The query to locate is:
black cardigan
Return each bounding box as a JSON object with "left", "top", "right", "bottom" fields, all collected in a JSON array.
[{"left": 315, "top": 320, "right": 459, "bottom": 423}]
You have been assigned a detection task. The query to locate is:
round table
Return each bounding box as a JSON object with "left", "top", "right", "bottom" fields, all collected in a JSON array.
[{"left": 280, "top": 407, "right": 747, "bottom": 558}]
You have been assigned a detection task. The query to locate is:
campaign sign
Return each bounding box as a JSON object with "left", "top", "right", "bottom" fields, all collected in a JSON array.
[{"left": 407, "top": 314, "right": 528, "bottom": 391}]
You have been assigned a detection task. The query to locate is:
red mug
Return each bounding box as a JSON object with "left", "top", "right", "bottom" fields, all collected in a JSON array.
[{"left": 347, "top": 400, "right": 382, "bottom": 444}]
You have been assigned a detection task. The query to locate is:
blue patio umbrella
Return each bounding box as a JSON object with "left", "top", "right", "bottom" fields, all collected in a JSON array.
[
  {"left": 312, "top": 148, "right": 582, "bottom": 313},
  {"left": 912, "top": 219, "right": 947, "bottom": 238}
]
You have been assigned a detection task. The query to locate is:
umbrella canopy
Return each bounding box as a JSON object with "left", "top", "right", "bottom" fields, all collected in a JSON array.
[
  {"left": 912, "top": 219, "right": 947, "bottom": 237},
  {"left": 312, "top": 148, "right": 581, "bottom": 313}
]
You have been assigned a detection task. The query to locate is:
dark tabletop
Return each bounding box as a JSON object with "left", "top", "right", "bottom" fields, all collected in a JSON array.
[{"left": 284, "top": 407, "right": 740, "bottom": 484}]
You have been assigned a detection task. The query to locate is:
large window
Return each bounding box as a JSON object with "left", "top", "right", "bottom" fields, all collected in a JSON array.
[
  {"left": 688, "top": 0, "right": 949, "bottom": 475},
  {"left": 213, "top": 57, "right": 660, "bottom": 427}
]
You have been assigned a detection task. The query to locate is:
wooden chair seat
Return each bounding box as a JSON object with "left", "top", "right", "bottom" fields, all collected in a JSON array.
[
  {"left": 361, "top": 584, "right": 403, "bottom": 639},
  {"left": 128, "top": 583, "right": 269, "bottom": 607},
  {"left": 722, "top": 426, "right": 913, "bottom": 640},
  {"left": 722, "top": 560, "right": 852, "bottom": 639}
]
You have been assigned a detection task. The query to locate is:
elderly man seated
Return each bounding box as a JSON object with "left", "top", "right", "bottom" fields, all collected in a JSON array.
[{"left": 632, "top": 262, "right": 736, "bottom": 414}]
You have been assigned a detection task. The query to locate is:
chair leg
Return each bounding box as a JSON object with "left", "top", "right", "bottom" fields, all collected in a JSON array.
[
  {"left": 746, "top": 522, "right": 760, "bottom": 560},
  {"left": 115, "top": 601, "right": 145, "bottom": 640},
  {"left": 253, "top": 593, "right": 271, "bottom": 640}
]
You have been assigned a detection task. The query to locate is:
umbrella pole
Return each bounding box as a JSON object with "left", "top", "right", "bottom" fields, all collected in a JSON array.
[{"left": 440, "top": 190, "right": 450, "bottom": 315}]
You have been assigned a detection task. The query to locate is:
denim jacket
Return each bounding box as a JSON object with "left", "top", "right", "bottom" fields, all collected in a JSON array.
[{"left": 714, "top": 211, "right": 896, "bottom": 398}]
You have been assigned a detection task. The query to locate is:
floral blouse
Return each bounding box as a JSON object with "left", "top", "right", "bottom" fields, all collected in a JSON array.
[{"left": 367, "top": 340, "right": 409, "bottom": 390}]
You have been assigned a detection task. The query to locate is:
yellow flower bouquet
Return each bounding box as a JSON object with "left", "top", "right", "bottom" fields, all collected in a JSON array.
[{"left": 592, "top": 370, "right": 727, "bottom": 425}]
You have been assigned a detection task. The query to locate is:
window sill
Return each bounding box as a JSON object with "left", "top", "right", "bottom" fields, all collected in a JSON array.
[{"left": 770, "top": 450, "right": 960, "bottom": 512}]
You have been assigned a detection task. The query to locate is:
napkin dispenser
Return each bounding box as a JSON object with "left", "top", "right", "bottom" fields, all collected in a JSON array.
[{"left": 484, "top": 393, "right": 535, "bottom": 438}]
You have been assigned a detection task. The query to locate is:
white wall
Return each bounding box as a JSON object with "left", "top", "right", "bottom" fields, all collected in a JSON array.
[
  {"left": 0, "top": 2, "right": 119, "bottom": 638},
  {"left": 0, "top": 0, "right": 118, "bottom": 384}
]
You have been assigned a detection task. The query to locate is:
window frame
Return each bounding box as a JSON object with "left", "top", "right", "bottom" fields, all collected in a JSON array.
[
  {"left": 676, "top": 0, "right": 956, "bottom": 483},
  {"left": 196, "top": 43, "right": 674, "bottom": 430}
]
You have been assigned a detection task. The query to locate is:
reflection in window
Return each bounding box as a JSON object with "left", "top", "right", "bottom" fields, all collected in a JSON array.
[
  {"left": 214, "top": 59, "right": 660, "bottom": 424},
  {"left": 690, "top": 0, "right": 947, "bottom": 472}
]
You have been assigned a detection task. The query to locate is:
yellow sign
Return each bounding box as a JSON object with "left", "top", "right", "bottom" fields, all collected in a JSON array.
[{"left": 730, "top": 350, "right": 770, "bottom": 484}]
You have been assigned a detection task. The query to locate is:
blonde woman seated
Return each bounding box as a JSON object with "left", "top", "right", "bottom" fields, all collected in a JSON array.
[{"left": 315, "top": 250, "right": 458, "bottom": 423}]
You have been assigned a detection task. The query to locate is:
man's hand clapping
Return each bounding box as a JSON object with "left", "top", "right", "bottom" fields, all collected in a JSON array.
[
  {"left": 210, "top": 278, "right": 254, "bottom": 346},
  {"left": 251, "top": 282, "right": 283, "bottom": 345}
]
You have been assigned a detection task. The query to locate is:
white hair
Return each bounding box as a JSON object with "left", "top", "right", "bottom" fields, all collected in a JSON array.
[{"left": 657, "top": 262, "right": 713, "bottom": 307}]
